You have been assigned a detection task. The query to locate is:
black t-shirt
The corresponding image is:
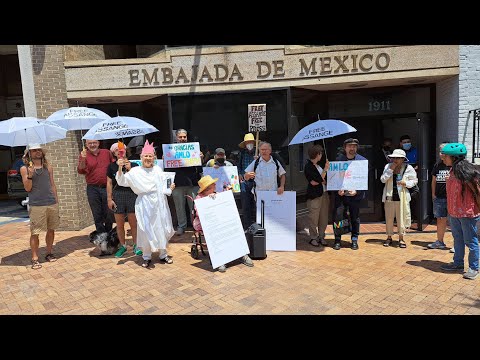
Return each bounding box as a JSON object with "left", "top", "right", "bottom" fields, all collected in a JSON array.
[
  {"left": 432, "top": 161, "right": 451, "bottom": 198},
  {"left": 107, "top": 161, "right": 138, "bottom": 191}
]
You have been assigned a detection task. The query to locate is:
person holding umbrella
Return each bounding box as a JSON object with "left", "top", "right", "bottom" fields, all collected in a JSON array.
[
  {"left": 77, "top": 140, "right": 114, "bottom": 234},
  {"left": 20, "top": 144, "right": 60, "bottom": 269},
  {"left": 332, "top": 138, "right": 367, "bottom": 250}
]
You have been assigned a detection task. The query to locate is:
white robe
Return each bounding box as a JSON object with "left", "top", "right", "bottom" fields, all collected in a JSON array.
[{"left": 116, "top": 165, "right": 174, "bottom": 252}]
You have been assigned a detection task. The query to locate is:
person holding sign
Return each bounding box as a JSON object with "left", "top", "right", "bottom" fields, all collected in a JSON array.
[
  {"left": 304, "top": 145, "right": 330, "bottom": 247},
  {"left": 116, "top": 140, "right": 176, "bottom": 269},
  {"left": 205, "top": 148, "right": 234, "bottom": 168},
  {"left": 380, "top": 149, "right": 418, "bottom": 248},
  {"left": 238, "top": 133, "right": 257, "bottom": 230},
  {"left": 332, "top": 138, "right": 367, "bottom": 250},
  {"left": 166, "top": 129, "right": 203, "bottom": 235},
  {"left": 193, "top": 175, "right": 254, "bottom": 272}
]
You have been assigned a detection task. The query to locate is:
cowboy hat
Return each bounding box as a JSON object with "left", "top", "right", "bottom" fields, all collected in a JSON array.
[
  {"left": 198, "top": 175, "right": 218, "bottom": 193},
  {"left": 239, "top": 133, "right": 256, "bottom": 148},
  {"left": 387, "top": 148, "right": 408, "bottom": 160}
]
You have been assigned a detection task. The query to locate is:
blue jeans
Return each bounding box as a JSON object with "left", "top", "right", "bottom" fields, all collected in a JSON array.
[
  {"left": 448, "top": 215, "right": 479, "bottom": 270},
  {"left": 240, "top": 180, "right": 256, "bottom": 230}
]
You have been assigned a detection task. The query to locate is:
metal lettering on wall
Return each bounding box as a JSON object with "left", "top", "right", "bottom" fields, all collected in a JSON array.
[{"left": 128, "top": 52, "right": 391, "bottom": 87}]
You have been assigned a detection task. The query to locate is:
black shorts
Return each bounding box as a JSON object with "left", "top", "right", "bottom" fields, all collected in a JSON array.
[{"left": 113, "top": 189, "right": 137, "bottom": 214}]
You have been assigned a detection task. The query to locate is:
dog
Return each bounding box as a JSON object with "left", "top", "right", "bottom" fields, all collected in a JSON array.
[{"left": 89, "top": 227, "right": 120, "bottom": 256}]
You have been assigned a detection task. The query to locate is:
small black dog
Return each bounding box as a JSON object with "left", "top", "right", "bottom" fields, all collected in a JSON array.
[{"left": 89, "top": 227, "right": 120, "bottom": 256}]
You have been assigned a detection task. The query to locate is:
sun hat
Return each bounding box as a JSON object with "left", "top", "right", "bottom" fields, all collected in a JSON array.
[
  {"left": 239, "top": 133, "right": 256, "bottom": 148},
  {"left": 198, "top": 175, "right": 218, "bottom": 193},
  {"left": 387, "top": 149, "right": 408, "bottom": 160}
]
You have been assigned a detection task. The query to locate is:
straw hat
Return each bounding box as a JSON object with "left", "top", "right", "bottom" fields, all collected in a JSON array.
[
  {"left": 387, "top": 149, "right": 408, "bottom": 160},
  {"left": 239, "top": 133, "right": 255, "bottom": 148},
  {"left": 198, "top": 175, "right": 218, "bottom": 193}
]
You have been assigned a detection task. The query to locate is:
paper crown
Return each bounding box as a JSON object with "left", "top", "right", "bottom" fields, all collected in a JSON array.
[{"left": 141, "top": 140, "right": 155, "bottom": 156}]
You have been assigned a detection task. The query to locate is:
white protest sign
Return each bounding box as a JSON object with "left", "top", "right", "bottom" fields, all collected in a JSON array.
[
  {"left": 162, "top": 142, "right": 202, "bottom": 168},
  {"left": 195, "top": 190, "right": 250, "bottom": 269},
  {"left": 160, "top": 172, "right": 175, "bottom": 192},
  {"left": 255, "top": 191, "right": 296, "bottom": 251},
  {"left": 326, "top": 160, "right": 369, "bottom": 191},
  {"left": 202, "top": 166, "right": 241, "bottom": 193},
  {"left": 248, "top": 103, "right": 267, "bottom": 132}
]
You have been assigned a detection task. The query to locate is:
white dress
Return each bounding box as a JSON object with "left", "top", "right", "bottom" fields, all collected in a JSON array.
[{"left": 116, "top": 165, "right": 174, "bottom": 252}]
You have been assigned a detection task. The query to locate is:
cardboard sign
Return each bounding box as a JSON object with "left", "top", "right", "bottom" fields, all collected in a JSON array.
[
  {"left": 162, "top": 142, "right": 202, "bottom": 168},
  {"left": 248, "top": 103, "right": 267, "bottom": 132},
  {"left": 202, "top": 166, "right": 241, "bottom": 193}
]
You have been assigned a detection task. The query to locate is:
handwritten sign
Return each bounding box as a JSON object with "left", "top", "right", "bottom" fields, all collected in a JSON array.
[
  {"left": 248, "top": 103, "right": 266, "bottom": 132},
  {"left": 162, "top": 142, "right": 202, "bottom": 168},
  {"left": 202, "top": 166, "right": 241, "bottom": 193},
  {"left": 326, "top": 160, "right": 369, "bottom": 191}
]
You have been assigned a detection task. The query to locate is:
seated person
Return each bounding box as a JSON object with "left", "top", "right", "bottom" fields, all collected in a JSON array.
[{"left": 193, "top": 175, "right": 253, "bottom": 273}]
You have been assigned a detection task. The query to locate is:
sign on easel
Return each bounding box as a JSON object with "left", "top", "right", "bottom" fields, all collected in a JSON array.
[{"left": 248, "top": 103, "right": 267, "bottom": 132}]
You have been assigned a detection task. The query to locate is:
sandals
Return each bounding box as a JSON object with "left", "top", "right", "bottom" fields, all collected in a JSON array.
[
  {"left": 31, "top": 259, "right": 42, "bottom": 270},
  {"left": 383, "top": 237, "right": 393, "bottom": 247},
  {"left": 45, "top": 253, "right": 57, "bottom": 262},
  {"left": 399, "top": 239, "right": 407, "bottom": 248},
  {"left": 141, "top": 259, "right": 151, "bottom": 268}
]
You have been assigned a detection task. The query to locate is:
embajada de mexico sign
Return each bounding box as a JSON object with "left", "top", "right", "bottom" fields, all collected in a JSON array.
[{"left": 65, "top": 46, "right": 459, "bottom": 95}]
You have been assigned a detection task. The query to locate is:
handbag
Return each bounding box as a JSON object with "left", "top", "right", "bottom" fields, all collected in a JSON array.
[
  {"left": 401, "top": 165, "right": 420, "bottom": 199},
  {"left": 333, "top": 205, "right": 352, "bottom": 236}
]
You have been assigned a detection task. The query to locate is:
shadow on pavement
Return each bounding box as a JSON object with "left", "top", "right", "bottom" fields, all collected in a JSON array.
[
  {"left": 365, "top": 238, "right": 387, "bottom": 246},
  {"left": 0, "top": 234, "right": 93, "bottom": 267},
  {"left": 406, "top": 259, "right": 452, "bottom": 273}
]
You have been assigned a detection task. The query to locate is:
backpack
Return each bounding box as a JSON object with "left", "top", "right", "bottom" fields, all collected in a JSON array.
[{"left": 253, "top": 155, "right": 282, "bottom": 188}]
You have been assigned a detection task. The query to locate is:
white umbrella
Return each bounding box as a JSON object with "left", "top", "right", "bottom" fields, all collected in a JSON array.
[
  {"left": 288, "top": 119, "right": 357, "bottom": 145},
  {"left": 82, "top": 116, "right": 158, "bottom": 140},
  {"left": 46, "top": 107, "right": 111, "bottom": 130},
  {"left": 0, "top": 117, "right": 67, "bottom": 147}
]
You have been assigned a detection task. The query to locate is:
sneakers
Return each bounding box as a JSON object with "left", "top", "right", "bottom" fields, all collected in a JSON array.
[
  {"left": 463, "top": 268, "right": 479, "bottom": 280},
  {"left": 141, "top": 259, "right": 151, "bottom": 268},
  {"left": 333, "top": 241, "right": 341, "bottom": 250},
  {"left": 159, "top": 255, "right": 173, "bottom": 264},
  {"left": 114, "top": 245, "right": 127, "bottom": 258},
  {"left": 450, "top": 247, "right": 455, "bottom": 253},
  {"left": 176, "top": 228, "right": 185, "bottom": 236},
  {"left": 217, "top": 264, "right": 227, "bottom": 272},
  {"left": 440, "top": 262, "right": 464, "bottom": 272},
  {"left": 133, "top": 244, "right": 143, "bottom": 256},
  {"left": 242, "top": 255, "right": 254, "bottom": 267},
  {"left": 351, "top": 240, "right": 359, "bottom": 250},
  {"left": 427, "top": 240, "right": 447, "bottom": 249}
]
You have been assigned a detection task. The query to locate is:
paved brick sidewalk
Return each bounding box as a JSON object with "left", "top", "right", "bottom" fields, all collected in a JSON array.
[{"left": 0, "top": 221, "right": 479, "bottom": 315}]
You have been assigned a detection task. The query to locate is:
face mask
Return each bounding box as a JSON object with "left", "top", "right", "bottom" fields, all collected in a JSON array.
[
  {"left": 246, "top": 144, "right": 254, "bottom": 151},
  {"left": 217, "top": 157, "right": 225, "bottom": 164},
  {"left": 402, "top": 143, "right": 412, "bottom": 151}
]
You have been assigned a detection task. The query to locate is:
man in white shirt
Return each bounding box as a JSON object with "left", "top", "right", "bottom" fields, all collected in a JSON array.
[{"left": 244, "top": 142, "right": 286, "bottom": 194}]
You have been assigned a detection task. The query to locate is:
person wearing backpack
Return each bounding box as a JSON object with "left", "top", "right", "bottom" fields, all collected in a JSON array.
[
  {"left": 439, "top": 143, "right": 480, "bottom": 280},
  {"left": 380, "top": 149, "right": 418, "bottom": 248},
  {"left": 244, "top": 141, "right": 286, "bottom": 195}
]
